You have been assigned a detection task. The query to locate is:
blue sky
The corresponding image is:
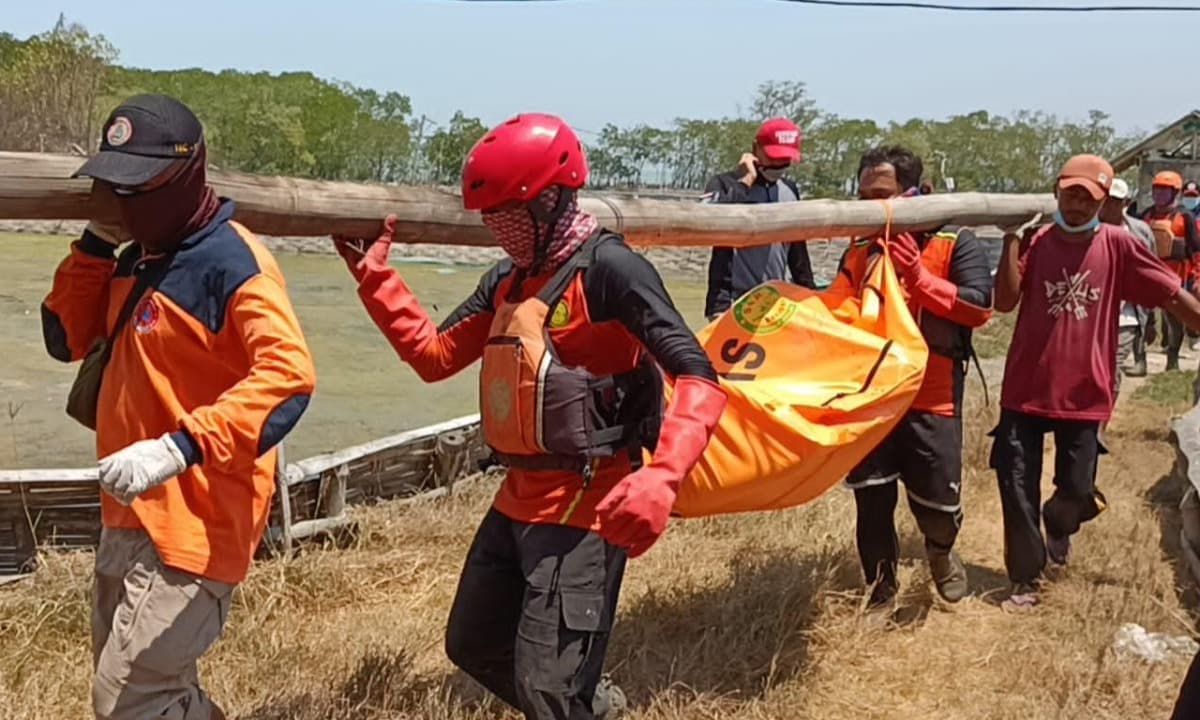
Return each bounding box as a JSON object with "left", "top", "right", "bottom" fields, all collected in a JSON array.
[{"left": 5, "top": 1, "right": 1194, "bottom": 140}]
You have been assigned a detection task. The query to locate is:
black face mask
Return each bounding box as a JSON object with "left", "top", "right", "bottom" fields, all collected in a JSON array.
[
  {"left": 115, "top": 145, "right": 219, "bottom": 254},
  {"left": 759, "top": 165, "right": 788, "bottom": 183}
]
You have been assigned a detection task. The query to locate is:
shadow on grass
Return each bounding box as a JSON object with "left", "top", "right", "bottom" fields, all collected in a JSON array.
[
  {"left": 1146, "top": 466, "right": 1200, "bottom": 618},
  {"left": 607, "top": 547, "right": 853, "bottom": 708},
  {"left": 240, "top": 649, "right": 512, "bottom": 720}
]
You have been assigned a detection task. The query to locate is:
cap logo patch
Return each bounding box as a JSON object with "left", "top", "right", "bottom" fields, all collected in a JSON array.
[
  {"left": 1098, "top": 172, "right": 1109, "bottom": 183},
  {"left": 107, "top": 117, "right": 133, "bottom": 147},
  {"left": 775, "top": 130, "right": 799, "bottom": 145}
]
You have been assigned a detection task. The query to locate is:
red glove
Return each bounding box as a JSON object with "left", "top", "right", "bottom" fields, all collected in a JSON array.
[
  {"left": 888, "top": 232, "right": 923, "bottom": 284},
  {"left": 596, "top": 376, "right": 726, "bottom": 558},
  {"left": 889, "top": 232, "right": 959, "bottom": 318},
  {"left": 333, "top": 215, "right": 457, "bottom": 379},
  {"left": 333, "top": 215, "right": 396, "bottom": 282}
]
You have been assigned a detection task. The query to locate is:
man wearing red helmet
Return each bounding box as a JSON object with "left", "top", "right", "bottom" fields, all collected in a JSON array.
[
  {"left": 333, "top": 113, "right": 726, "bottom": 719},
  {"left": 702, "top": 117, "right": 815, "bottom": 320}
]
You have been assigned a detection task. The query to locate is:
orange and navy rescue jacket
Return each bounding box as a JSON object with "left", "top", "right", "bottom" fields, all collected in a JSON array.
[
  {"left": 353, "top": 232, "right": 715, "bottom": 530},
  {"left": 829, "top": 227, "right": 993, "bottom": 416},
  {"left": 42, "top": 201, "right": 316, "bottom": 584}
]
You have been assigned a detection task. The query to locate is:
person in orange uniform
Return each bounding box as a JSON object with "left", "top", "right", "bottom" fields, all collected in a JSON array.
[
  {"left": 333, "top": 113, "right": 725, "bottom": 720},
  {"left": 1141, "top": 171, "right": 1199, "bottom": 369},
  {"left": 834, "top": 146, "right": 993, "bottom": 607},
  {"left": 41, "top": 94, "right": 316, "bottom": 720}
]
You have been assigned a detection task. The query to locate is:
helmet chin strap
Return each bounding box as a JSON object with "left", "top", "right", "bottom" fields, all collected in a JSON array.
[{"left": 526, "top": 186, "right": 573, "bottom": 274}]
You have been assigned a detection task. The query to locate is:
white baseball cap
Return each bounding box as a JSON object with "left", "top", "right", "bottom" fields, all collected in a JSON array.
[{"left": 1109, "top": 177, "right": 1132, "bottom": 200}]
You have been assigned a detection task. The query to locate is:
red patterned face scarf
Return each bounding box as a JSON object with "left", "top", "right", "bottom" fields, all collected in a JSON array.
[{"left": 480, "top": 187, "right": 598, "bottom": 272}]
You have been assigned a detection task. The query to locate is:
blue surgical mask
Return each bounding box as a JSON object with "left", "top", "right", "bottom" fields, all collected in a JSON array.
[
  {"left": 1183, "top": 196, "right": 1200, "bottom": 211},
  {"left": 1053, "top": 210, "right": 1100, "bottom": 234}
]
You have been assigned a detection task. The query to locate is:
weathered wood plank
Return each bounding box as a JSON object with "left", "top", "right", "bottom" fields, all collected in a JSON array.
[
  {"left": 0, "top": 151, "right": 1056, "bottom": 247},
  {"left": 0, "top": 469, "right": 96, "bottom": 484},
  {"left": 289, "top": 415, "right": 481, "bottom": 481}
]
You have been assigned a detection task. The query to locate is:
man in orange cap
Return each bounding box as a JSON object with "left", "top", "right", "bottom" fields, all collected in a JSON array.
[
  {"left": 1141, "top": 170, "right": 1200, "bottom": 369},
  {"left": 702, "top": 117, "right": 814, "bottom": 320},
  {"left": 993, "top": 154, "right": 1200, "bottom": 610}
]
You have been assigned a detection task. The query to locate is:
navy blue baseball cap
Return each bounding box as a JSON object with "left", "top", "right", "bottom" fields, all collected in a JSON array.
[{"left": 73, "top": 93, "right": 203, "bottom": 186}]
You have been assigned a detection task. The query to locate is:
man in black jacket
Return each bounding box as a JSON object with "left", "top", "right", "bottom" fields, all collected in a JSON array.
[{"left": 702, "top": 117, "right": 815, "bottom": 320}]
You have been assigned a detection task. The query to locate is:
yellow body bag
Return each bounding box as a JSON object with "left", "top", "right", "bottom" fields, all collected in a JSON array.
[{"left": 670, "top": 243, "right": 929, "bottom": 516}]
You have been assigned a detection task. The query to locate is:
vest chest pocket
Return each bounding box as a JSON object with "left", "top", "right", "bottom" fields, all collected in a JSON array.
[{"left": 481, "top": 335, "right": 540, "bottom": 455}]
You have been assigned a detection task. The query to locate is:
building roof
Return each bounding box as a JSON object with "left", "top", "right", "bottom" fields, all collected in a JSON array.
[{"left": 1112, "top": 110, "right": 1200, "bottom": 172}]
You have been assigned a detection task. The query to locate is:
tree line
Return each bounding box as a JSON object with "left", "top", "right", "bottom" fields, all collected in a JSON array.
[{"left": 0, "top": 17, "right": 1136, "bottom": 197}]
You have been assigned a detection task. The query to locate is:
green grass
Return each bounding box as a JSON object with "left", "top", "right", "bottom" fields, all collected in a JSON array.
[
  {"left": 1132, "top": 368, "right": 1197, "bottom": 415},
  {"left": 0, "top": 232, "right": 708, "bottom": 469}
]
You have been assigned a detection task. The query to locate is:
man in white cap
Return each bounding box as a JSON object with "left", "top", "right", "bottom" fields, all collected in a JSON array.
[{"left": 1100, "top": 178, "right": 1156, "bottom": 380}]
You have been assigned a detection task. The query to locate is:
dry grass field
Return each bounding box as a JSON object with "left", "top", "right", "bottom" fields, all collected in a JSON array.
[{"left": 3, "top": 372, "right": 1198, "bottom": 719}]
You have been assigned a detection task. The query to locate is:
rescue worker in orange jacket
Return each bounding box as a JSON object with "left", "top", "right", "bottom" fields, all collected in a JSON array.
[
  {"left": 833, "top": 146, "right": 993, "bottom": 607},
  {"left": 41, "top": 94, "right": 316, "bottom": 720},
  {"left": 333, "top": 113, "right": 726, "bottom": 720},
  {"left": 1140, "top": 171, "right": 1200, "bottom": 369}
]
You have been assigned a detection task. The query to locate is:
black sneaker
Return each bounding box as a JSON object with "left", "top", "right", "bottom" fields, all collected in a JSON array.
[{"left": 867, "top": 579, "right": 898, "bottom": 609}]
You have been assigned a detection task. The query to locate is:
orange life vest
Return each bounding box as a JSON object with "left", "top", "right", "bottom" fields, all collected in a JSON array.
[
  {"left": 1145, "top": 210, "right": 1191, "bottom": 281},
  {"left": 479, "top": 233, "right": 661, "bottom": 478}
]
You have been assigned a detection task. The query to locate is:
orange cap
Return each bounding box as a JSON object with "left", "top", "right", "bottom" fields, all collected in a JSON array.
[
  {"left": 1057, "top": 154, "right": 1113, "bottom": 201},
  {"left": 1153, "top": 170, "right": 1184, "bottom": 190}
]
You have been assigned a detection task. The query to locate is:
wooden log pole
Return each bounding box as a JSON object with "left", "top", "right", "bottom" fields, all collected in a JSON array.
[
  {"left": 0, "top": 151, "right": 1056, "bottom": 248},
  {"left": 434, "top": 430, "right": 468, "bottom": 488}
]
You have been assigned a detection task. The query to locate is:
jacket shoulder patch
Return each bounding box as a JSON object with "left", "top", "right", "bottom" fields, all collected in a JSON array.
[{"left": 156, "top": 223, "right": 262, "bottom": 335}]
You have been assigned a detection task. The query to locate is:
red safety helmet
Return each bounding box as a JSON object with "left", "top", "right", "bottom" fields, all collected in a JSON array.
[{"left": 461, "top": 113, "right": 588, "bottom": 212}]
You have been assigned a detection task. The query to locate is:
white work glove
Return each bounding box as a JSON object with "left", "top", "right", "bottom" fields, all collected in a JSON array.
[{"left": 98, "top": 433, "right": 188, "bottom": 505}]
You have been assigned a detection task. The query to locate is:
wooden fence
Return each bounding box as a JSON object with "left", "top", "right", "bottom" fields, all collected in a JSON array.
[{"left": 0, "top": 415, "right": 486, "bottom": 578}]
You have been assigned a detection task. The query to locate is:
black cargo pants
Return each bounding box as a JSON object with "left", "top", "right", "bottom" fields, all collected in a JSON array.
[
  {"left": 846, "top": 411, "right": 964, "bottom": 590},
  {"left": 990, "top": 409, "right": 1108, "bottom": 585},
  {"left": 445, "top": 507, "right": 626, "bottom": 720},
  {"left": 1172, "top": 648, "right": 1200, "bottom": 719}
]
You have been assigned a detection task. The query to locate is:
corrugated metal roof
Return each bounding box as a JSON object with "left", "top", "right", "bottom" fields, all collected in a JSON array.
[{"left": 1112, "top": 110, "right": 1200, "bottom": 172}]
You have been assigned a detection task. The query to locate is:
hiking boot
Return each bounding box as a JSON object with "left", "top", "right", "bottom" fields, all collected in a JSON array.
[
  {"left": 593, "top": 675, "right": 627, "bottom": 719},
  {"left": 1046, "top": 533, "right": 1071, "bottom": 566},
  {"left": 1001, "top": 583, "right": 1039, "bottom": 613},
  {"left": 927, "top": 548, "right": 969, "bottom": 603}
]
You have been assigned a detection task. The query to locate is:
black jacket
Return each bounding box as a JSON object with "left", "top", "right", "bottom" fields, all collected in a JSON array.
[{"left": 702, "top": 171, "right": 815, "bottom": 318}]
